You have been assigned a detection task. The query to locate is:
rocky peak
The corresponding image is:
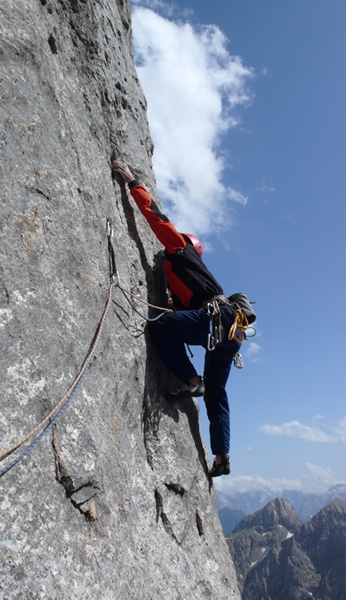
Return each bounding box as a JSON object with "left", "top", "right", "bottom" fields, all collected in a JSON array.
[
  {"left": 300, "top": 497, "right": 346, "bottom": 553},
  {"left": 233, "top": 497, "right": 301, "bottom": 535},
  {"left": 299, "top": 498, "right": 346, "bottom": 599},
  {"left": 228, "top": 498, "right": 301, "bottom": 597},
  {"left": 303, "top": 497, "right": 346, "bottom": 530},
  {"left": 227, "top": 497, "right": 346, "bottom": 600}
]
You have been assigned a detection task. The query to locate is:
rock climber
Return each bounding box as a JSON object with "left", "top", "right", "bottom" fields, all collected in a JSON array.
[{"left": 112, "top": 160, "right": 255, "bottom": 477}]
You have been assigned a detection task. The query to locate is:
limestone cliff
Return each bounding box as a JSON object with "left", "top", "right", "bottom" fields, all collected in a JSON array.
[{"left": 0, "top": 1, "right": 241, "bottom": 598}]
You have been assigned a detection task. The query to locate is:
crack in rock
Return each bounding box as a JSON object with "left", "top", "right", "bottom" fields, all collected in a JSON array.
[
  {"left": 52, "top": 433, "right": 99, "bottom": 521},
  {"left": 154, "top": 488, "right": 179, "bottom": 544},
  {"left": 164, "top": 482, "right": 186, "bottom": 497},
  {"left": 196, "top": 510, "right": 204, "bottom": 537}
]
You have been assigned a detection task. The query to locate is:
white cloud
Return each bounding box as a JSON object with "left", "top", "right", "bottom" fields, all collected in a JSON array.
[
  {"left": 215, "top": 474, "right": 303, "bottom": 495},
  {"left": 246, "top": 341, "right": 261, "bottom": 362},
  {"left": 304, "top": 463, "right": 338, "bottom": 490},
  {"left": 311, "top": 414, "right": 324, "bottom": 424},
  {"left": 132, "top": 6, "right": 253, "bottom": 237},
  {"left": 259, "top": 417, "right": 346, "bottom": 444},
  {"left": 259, "top": 420, "right": 336, "bottom": 443},
  {"left": 214, "top": 464, "right": 343, "bottom": 495},
  {"left": 332, "top": 416, "right": 346, "bottom": 443}
]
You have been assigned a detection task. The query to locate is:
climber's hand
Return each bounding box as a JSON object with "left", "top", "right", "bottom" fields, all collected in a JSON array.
[{"left": 112, "top": 161, "right": 135, "bottom": 183}]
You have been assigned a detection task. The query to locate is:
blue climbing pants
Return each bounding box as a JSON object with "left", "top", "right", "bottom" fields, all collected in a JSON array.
[{"left": 149, "top": 306, "right": 241, "bottom": 456}]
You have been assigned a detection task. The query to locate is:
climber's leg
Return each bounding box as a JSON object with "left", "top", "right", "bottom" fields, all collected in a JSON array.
[{"left": 149, "top": 308, "right": 209, "bottom": 384}]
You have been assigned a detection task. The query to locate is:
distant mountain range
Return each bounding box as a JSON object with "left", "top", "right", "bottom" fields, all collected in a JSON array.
[
  {"left": 216, "top": 484, "right": 346, "bottom": 534},
  {"left": 225, "top": 496, "right": 346, "bottom": 600}
]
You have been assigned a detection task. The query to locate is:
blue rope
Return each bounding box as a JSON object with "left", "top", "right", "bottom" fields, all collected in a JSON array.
[
  {"left": 0, "top": 283, "right": 115, "bottom": 479},
  {"left": 0, "top": 278, "right": 168, "bottom": 478},
  {"left": 0, "top": 371, "right": 88, "bottom": 478}
]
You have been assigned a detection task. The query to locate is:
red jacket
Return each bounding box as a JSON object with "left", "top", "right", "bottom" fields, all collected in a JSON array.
[{"left": 129, "top": 181, "right": 223, "bottom": 309}]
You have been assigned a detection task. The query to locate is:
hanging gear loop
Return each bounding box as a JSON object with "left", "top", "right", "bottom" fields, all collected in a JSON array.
[
  {"left": 204, "top": 294, "right": 256, "bottom": 351},
  {"left": 206, "top": 299, "right": 224, "bottom": 351}
]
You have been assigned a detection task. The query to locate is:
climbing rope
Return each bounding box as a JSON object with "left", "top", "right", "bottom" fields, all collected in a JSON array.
[
  {"left": 228, "top": 308, "right": 249, "bottom": 344},
  {"left": 0, "top": 219, "right": 173, "bottom": 478},
  {"left": 0, "top": 356, "right": 93, "bottom": 477},
  {"left": 116, "top": 283, "right": 172, "bottom": 321},
  {"left": 0, "top": 281, "right": 116, "bottom": 477},
  {"left": 107, "top": 217, "right": 173, "bottom": 321}
]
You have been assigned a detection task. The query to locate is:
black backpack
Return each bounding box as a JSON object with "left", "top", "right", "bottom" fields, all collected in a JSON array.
[{"left": 228, "top": 293, "right": 256, "bottom": 324}]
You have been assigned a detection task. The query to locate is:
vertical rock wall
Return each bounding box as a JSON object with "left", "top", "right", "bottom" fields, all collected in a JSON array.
[{"left": 0, "top": 1, "right": 241, "bottom": 598}]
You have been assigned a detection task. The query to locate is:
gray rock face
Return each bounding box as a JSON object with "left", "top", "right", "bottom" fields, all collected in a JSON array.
[
  {"left": 0, "top": 1, "right": 241, "bottom": 598},
  {"left": 227, "top": 497, "right": 346, "bottom": 600}
]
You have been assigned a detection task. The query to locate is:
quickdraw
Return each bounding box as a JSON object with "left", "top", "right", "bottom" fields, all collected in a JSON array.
[{"left": 206, "top": 300, "right": 224, "bottom": 351}]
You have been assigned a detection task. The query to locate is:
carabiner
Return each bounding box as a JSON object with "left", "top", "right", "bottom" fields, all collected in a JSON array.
[
  {"left": 233, "top": 353, "right": 244, "bottom": 369},
  {"left": 207, "top": 333, "right": 216, "bottom": 351},
  {"left": 207, "top": 300, "right": 219, "bottom": 316}
]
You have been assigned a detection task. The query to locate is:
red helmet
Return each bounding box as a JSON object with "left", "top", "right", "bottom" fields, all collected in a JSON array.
[{"left": 182, "top": 233, "right": 203, "bottom": 257}]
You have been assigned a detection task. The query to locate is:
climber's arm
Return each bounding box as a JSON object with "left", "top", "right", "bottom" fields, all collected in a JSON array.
[{"left": 112, "top": 161, "right": 186, "bottom": 254}]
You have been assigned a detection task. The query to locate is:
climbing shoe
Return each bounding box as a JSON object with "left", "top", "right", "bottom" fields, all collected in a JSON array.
[
  {"left": 209, "top": 455, "right": 230, "bottom": 477},
  {"left": 166, "top": 379, "right": 205, "bottom": 402}
]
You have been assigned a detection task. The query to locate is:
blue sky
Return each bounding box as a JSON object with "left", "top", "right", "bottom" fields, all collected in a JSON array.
[{"left": 130, "top": 0, "right": 346, "bottom": 494}]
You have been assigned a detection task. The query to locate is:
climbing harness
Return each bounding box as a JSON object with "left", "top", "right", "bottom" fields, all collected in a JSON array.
[
  {"left": 0, "top": 219, "right": 172, "bottom": 479},
  {"left": 204, "top": 295, "right": 256, "bottom": 351},
  {"left": 202, "top": 294, "right": 257, "bottom": 373}
]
